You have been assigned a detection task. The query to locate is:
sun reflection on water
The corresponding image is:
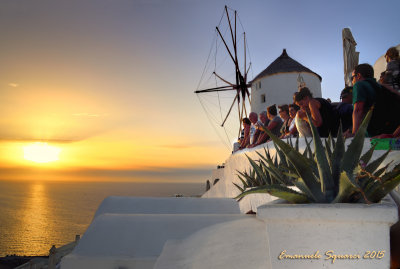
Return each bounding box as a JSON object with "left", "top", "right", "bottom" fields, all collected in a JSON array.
[{"left": 18, "top": 183, "right": 52, "bottom": 255}]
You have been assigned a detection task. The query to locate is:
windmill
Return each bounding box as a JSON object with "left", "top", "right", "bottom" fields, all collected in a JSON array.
[{"left": 195, "top": 6, "right": 252, "bottom": 148}]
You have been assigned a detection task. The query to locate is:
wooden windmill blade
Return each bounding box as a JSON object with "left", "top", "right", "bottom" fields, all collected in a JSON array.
[
  {"left": 194, "top": 85, "right": 236, "bottom": 94},
  {"left": 195, "top": 5, "right": 252, "bottom": 142}
]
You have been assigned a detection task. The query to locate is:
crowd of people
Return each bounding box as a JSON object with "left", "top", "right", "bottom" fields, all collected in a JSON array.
[{"left": 234, "top": 46, "right": 400, "bottom": 152}]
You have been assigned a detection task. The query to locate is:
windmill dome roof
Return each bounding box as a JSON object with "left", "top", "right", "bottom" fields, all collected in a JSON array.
[{"left": 252, "top": 49, "right": 322, "bottom": 82}]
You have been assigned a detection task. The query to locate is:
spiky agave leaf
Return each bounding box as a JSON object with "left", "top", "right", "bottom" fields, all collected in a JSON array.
[
  {"left": 235, "top": 184, "right": 309, "bottom": 203},
  {"left": 293, "top": 178, "right": 317, "bottom": 202},
  {"left": 288, "top": 137, "right": 293, "bottom": 147},
  {"left": 365, "top": 174, "right": 400, "bottom": 203},
  {"left": 273, "top": 153, "right": 279, "bottom": 168},
  {"left": 297, "top": 142, "right": 319, "bottom": 175},
  {"left": 285, "top": 153, "right": 297, "bottom": 178},
  {"left": 333, "top": 172, "right": 358, "bottom": 203},
  {"left": 331, "top": 133, "right": 336, "bottom": 148},
  {"left": 233, "top": 182, "right": 245, "bottom": 193},
  {"left": 359, "top": 172, "right": 379, "bottom": 195},
  {"left": 274, "top": 141, "right": 288, "bottom": 168},
  {"left": 301, "top": 137, "right": 319, "bottom": 176},
  {"left": 272, "top": 141, "right": 286, "bottom": 164},
  {"left": 374, "top": 161, "right": 393, "bottom": 177},
  {"left": 237, "top": 171, "right": 250, "bottom": 188},
  {"left": 304, "top": 136, "right": 313, "bottom": 160},
  {"left": 341, "top": 108, "right": 372, "bottom": 179},
  {"left": 260, "top": 124, "right": 325, "bottom": 202},
  {"left": 264, "top": 145, "right": 272, "bottom": 160},
  {"left": 264, "top": 166, "right": 273, "bottom": 185},
  {"left": 245, "top": 155, "right": 269, "bottom": 185},
  {"left": 325, "top": 143, "right": 333, "bottom": 172},
  {"left": 306, "top": 113, "right": 335, "bottom": 201},
  {"left": 250, "top": 168, "right": 257, "bottom": 186},
  {"left": 266, "top": 164, "right": 289, "bottom": 185},
  {"left": 325, "top": 135, "right": 333, "bottom": 167},
  {"left": 331, "top": 124, "right": 345, "bottom": 193},
  {"left": 237, "top": 170, "right": 256, "bottom": 188},
  {"left": 355, "top": 166, "right": 376, "bottom": 190},
  {"left": 255, "top": 151, "right": 288, "bottom": 185},
  {"left": 258, "top": 160, "right": 273, "bottom": 185},
  {"left": 282, "top": 170, "right": 299, "bottom": 179},
  {"left": 275, "top": 143, "right": 294, "bottom": 185},
  {"left": 360, "top": 143, "right": 377, "bottom": 166},
  {"left": 381, "top": 163, "right": 400, "bottom": 182},
  {"left": 364, "top": 149, "right": 391, "bottom": 174},
  {"left": 257, "top": 160, "right": 268, "bottom": 185}
]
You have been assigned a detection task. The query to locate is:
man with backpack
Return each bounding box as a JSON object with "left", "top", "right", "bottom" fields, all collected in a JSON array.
[{"left": 351, "top": 63, "right": 400, "bottom": 137}]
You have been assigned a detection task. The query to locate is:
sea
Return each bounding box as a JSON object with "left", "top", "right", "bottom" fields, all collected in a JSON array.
[{"left": 0, "top": 180, "right": 203, "bottom": 256}]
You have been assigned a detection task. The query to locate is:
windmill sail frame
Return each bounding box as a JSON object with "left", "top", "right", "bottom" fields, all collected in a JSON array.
[{"left": 195, "top": 6, "right": 252, "bottom": 142}]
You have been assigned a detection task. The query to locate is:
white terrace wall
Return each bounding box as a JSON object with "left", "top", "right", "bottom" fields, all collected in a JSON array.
[
  {"left": 203, "top": 138, "right": 305, "bottom": 199},
  {"left": 202, "top": 138, "right": 400, "bottom": 212}
]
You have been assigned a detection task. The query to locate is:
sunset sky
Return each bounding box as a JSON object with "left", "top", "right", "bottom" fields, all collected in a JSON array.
[{"left": 1, "top": 0, "right": 399, "bottom": 182}]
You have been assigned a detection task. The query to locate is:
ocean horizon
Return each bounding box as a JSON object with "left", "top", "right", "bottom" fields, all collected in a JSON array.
[{"left": 0, "top": 179, "right": 204, "bottom": 256}]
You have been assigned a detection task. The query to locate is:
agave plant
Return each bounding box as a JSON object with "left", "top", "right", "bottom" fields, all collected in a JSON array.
[
  {"left": 234, "top": 140, "right": 305, "bottom": 193},
  {"left": 235, "top": 109, "right": 400, "bottom": 204}
]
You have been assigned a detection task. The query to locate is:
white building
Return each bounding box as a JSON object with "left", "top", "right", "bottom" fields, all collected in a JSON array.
[{"left": 250, "top": 49, "right": 322, "bottom": 114}]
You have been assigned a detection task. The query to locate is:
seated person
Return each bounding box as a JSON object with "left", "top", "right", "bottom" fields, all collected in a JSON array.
[
  {"left": 348, "top": 63, "right": 400, "bottom": 137},
  {"left": 295, "top": 87, "right": 338, "bottom": 137},
  {"left": 232, "top": 138, "right": 241, "bottom": 152},
  {"left": 295, "top": 109, "right": 312, "bottom": 137},
  {"left": 248, "top": 112, "right": 261, "bottom": 146},
  {"left": 335, "top": 86, "right": 353, "bottom": 133},
  {"left": 248, "top": 111, "right": 269, "bottom": 148},
  {"left": 278, "top": 105, "right": 291, "bottom": 138},
  {"left": 380, "top": 47, "right": 400, "bottom": 90},
  {"left": 265, "top": 104, "right": 283, "bottom": 141},
  {"left": 238, "top": 118, "right": 251, "bottom": 150},
  {"left": 281, "top": 104, "right": 300, "bottom": 138},
  {"left": 292, "top": 92, "right": 311, "bottom": 137}
]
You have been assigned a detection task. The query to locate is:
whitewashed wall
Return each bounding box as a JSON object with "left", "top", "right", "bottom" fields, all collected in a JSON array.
[
  {"left": 203, "top": 138, "right": 400, "bottom": 202},
  {"left": 251, "top": 72, "right": 321, "bottom": 114}
]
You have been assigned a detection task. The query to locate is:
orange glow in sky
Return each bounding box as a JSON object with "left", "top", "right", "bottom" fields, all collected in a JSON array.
[{"left": 1, "top": 0, "right": 398, "bottom": 182}]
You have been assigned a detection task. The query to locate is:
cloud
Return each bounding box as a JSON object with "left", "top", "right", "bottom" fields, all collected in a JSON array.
[
  {"left": 8, "top": 83, "right": 19, "bottom": 88},
  {"left": 0, "top": 165, "right": 214, "bottom": 183},
  {"left": 158, "top": 144, "right": 191, "bottom": 149},
  {"left": 0, "top": 137, "right": 79, "bottom": 143},
  {"left": 72, "top": 113, "right": 105, "bottom": 117},
  {"left": 56, "top": 166, "right": 213, "bottom": 179},
  {"left": 158, "top": 140, "right": 222, "bottom": 149}
]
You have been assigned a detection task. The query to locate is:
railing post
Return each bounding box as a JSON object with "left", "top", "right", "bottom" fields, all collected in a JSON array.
[{"left": 48, "top": 245, "right": 57, "bottom": 269}]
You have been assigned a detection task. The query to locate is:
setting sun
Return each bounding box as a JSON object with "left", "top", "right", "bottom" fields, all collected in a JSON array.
[{"left": 23, "top": 142, "right": 62, "bottom": 163}]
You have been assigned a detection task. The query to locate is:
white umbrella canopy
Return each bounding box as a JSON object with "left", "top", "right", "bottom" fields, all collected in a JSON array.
[{"left": 342, "top": 28, "right": 359, "bottom": 87}]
